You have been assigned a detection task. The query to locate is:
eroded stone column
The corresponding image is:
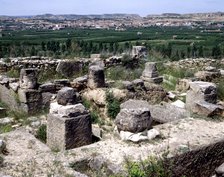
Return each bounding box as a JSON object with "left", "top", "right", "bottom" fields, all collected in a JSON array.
[
  {"left": 87, "top": 65, "right": 105, "bottom": 89},
  {"left": 47, "top": 87, "right": 92, "bottom": 151}
]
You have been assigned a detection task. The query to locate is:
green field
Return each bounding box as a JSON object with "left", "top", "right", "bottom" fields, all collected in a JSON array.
[{"left": 0, "top": 26, "right": 224, "bottom": 59}]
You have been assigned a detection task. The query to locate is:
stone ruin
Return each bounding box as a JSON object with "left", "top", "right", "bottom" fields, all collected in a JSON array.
[
  {"left": 141, "top": 62, "right": 163, "bottom": 84},
  {"left": 186, "top": 81, "right": 224, "bottom": 117},
  {"left": 115, "top": 99, "right": 159, "bottom": 142},
  {"left": 194, "top": 66, "right": 221, "bottom": 82},
  {"left": 47, "top": 87, "right": 92, "bottom": 151},
  {"left": 87, "top": 65, "right": 105, "bottom": 89},
  {"left": 131, "top": 46, "right": 147, "bottom": 58}
]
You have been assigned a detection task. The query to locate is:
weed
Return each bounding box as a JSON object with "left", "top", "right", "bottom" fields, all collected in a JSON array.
[
  {"left": 0, "top": 124, "right": 13, "bottom": 134},
  {"left": 8, "top": 110, "right": 28, "bottom": 124},
  {"left": 106, "top": 91, "right": 120, "bottom": 119},
  {"left": 35, "top": 124, "right": 47, "bottom": 143},
  {"left": 6, "top": 68, "right": 20, "bottom": 78},
  {"left": 125, "top": 155, "right": 172, "bottom": 177},
  {"left": 106, "top": 66, "right": 143, "bottom": 81},
  {"left": 82, "top": 98, "right": 91, "bottom": 109}
]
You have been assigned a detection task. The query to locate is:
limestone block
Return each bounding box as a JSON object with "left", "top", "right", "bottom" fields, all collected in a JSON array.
[
  {"left": 56, "top": 87, "right": 77, "bottom": 106},
  {"left": 47, "top": 107, "right": 92, "bottom": 150},
  {"left": 115, "top": 99, "right": 152, "bottom": 133},
  {"left": 19, "top": 68, "right": 38, "bottom": 89},
  {"left": 87, "top": 65, "right": 105, "bottom": 89}
]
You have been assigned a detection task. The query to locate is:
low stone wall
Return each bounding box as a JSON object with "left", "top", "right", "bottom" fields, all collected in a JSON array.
[
  {"left": 165, "top": 58, "right": 222, "bottom": 70},
  {"left": 170, "top": 139, "right": 224, "bottom": 177}
]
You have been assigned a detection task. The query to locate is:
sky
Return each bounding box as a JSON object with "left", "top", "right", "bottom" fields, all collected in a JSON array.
[{"left": 0, "top": 0, "right": 224, "bottom": 16}]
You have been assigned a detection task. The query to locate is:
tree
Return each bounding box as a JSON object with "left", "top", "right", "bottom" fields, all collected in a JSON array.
[
  {"left": 41, "top": 41, "right": 46, "bottom": 51},
  {"left": 212, "top": 45, "right": 222, "bottom": 59},
  {"left": 198, "top": 46, "right": 204, "bottom": 57},
  {"left": 66, "top": 39, "right": 72, "bottom": 50}
]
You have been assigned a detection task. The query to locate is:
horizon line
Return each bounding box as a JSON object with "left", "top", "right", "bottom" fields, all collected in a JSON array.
[{"left": 0, "top": 11, "right": 223, "bottom": 18}]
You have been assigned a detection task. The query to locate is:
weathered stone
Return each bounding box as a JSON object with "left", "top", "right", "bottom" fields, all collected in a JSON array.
[
  {"left": 83, "top": 88, "right": 106, "bottom": 106},
  {"left": 92, "top": 124, "right": 102, "bottom": 140},
  {"left": 87, "top": 65, "right": 105, "bottom": 89},
  {"left": 0, "top": 139, "right": 6, "bottom": 154},
  {"left": 149, "top": 103, "right": 188, "bottom": 123},
  {"left": 39, "top": 83, "right": 56, "bottom": 93},
  {"left": 42, "top": 92, "right": 54, "bottom": 109},
  {"left": 171, "top": 100, "right": 186, "bottom": 109},
  {"left": 56, "top": 87, "right": 77, "bottom": 106},
  {"left": 147, "top": 129, "right": 160, "bottom": 140},
  {"left": 0, "top": 107, "right": 6, "bottom": 118},
  {"left": 18, "top": 89, "right": 42, "bottom": 103},
  {"left": 56, "top": 60, "right": 85, "bottom": 77},
  {"left": 195, "top": 101, "right": 224, "bottom": 117},
  {"left": 19, "top": 68, "right": 38, "bottom": 89},
  {"left": 215, "top": 163, "right": 224, "bottom": 176},
  {"left": 115, "top": 99, "right": 152, "bottom": 133},
  {"left": 57, "top": 103, "right": 88, "bottom": 117},
  {"left": 54, "top": 79, "right": 71, "bottom": 90},
  {"left": 71, "top": 75, "right": 87, "bottom": 91},
  {"left": 176, "top": 79, "right": 191, "bottom": 92},
  {"left": 167, "top": 91, "right": 176, "bottom": 99},
  {"left": 9, "top": 82, "right": 19, "bottom": 92},
  {"left": 132, "top": 79, "right": 145, "bottom": 90},
  {"left": 0, "top": 117, "right": 13, "bottom": 125},
  {"left": 47, "top": 103, "right": 92, "bottom": 150},
  {"left": 132, "top": 46, "right": 147, "bottom": 58},
  {"left": 141, "top": 62, "right": 163, "bottom": 84},
  {"left": 142, "top": 62, "right": 159, "bottom": 78},
  {"left": 122, "top": 81, "right": 134, "bottom": 91},
  {"left": 194, "top": 70, "right": 221, "bottom": 82},
  {"left": 120, "top": 131, "right": 148, "bottom": 142},
  {"left": 186, "top": 81, "right": 218, "bottom": 115},
  {"left": 90, "top": 60, "right": 105, "bottom": 68}
]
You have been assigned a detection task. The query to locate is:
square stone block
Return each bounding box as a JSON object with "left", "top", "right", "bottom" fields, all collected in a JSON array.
[
  {"left": 47, "top": 113, "right": 92, "bottom": 151},
  {"left": 18, "top": 89, "right": 42, "bottom": 103}
]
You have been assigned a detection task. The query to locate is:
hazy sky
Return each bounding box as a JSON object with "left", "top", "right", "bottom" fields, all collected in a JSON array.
[{"left": 1, "top": 0, "right": 223, "bottom": 16}]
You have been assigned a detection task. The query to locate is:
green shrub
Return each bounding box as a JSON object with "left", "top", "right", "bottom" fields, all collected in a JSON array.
[
  {"left": 106, "top": 91, "right": 120, "bottom": 119},
  {"left": 35, "top": 124, "right": 47, "bottom": 143},
  {"left": 82, "top": 98, "right": 91, "bottom": 109},
  {"left": 90, "top": 111, "right": 100, "bottom": 124},
  {"left": 125, "top": 156, "right": 172, "bottom": 177},
  {"left": 126, "top": 161, "right": 146, "bottom": 177}
]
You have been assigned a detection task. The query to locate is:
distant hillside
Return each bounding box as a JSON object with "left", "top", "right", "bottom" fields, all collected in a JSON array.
[{"left": 22, "top": 13, "right": 142, "bottom": 20}]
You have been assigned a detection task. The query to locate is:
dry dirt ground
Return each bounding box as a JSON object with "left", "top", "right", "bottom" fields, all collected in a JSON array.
[{"left": 1, "top": 117, "right": 224, "bottom": 177}]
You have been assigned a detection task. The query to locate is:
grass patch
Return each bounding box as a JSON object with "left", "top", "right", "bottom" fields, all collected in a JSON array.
[
  {"left": 125, "top": 155, "right": 172, "bottom": 177},
  {"left": 6, "top": 68, "right": 20, "bottom": 78},
  {"left": 217, "top": 79, "right": 224, "bottom": 101},
  {"left": 106, "top": 65, "right": 143, "bottom": 81},
  {"left": 82, "top": 98, "right": 104, "bottom": 125},
  {"left": 106, "top": 91, "right": 121, "bottom": 119},
  {"left": 35, "top": 124, "right": 47, "bottom": 143},
  {"left": 38, "top": 68, "right": 64, "bottom": 83},
  {"left": 7, "top": 110, "right": 29, "bottom": 124},
  {"left": 0, "top": 124, "right": 13, "bottom": 134}
]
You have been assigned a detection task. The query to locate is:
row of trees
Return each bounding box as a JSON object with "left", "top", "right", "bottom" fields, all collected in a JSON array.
[{"left": 0, "top": 39, "right": 223, "bottom": 60}]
